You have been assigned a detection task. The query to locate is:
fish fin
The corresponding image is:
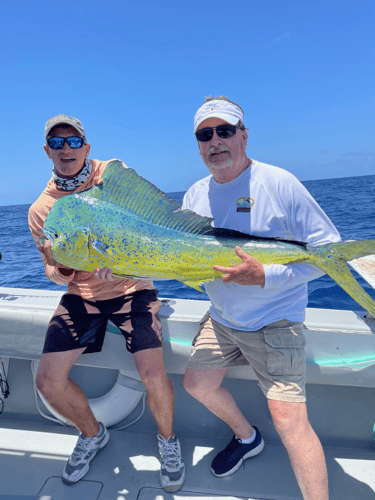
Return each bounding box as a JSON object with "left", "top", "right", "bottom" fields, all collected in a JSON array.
[
  {"left": 91, "top": 238, "right": 110, "bottom": 258},
  {"left": 312, "top": 255, "right": 375, "bottom": 316},
  {"left": 38, "top": 237, "right": 47, "bottom": 248},
  {"left": 76, "top": 161, "right": 217, "bottom": 236},
  {"left": 111, "top": 272, "right": 135, "bottom": 279},
  {"left": 182, "top": 280, "right": 206, "bottom": 292},
  {"left": 111, "top": 273, "right": 153, "bottom": 281},
  {"left": 212, "top": 228, "right": 307, "bottom": 246},
  {"left": 74, "top": 161, "right": 309, "bottom": 244}
]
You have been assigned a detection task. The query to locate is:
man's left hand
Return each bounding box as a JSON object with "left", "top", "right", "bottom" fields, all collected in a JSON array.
[{"left": 213, "top": 246, "right": 265, "bottom": 287}]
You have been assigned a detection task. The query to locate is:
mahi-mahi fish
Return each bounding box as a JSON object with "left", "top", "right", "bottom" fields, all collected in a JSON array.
[{"left": 41, "top": 160, "right": 375, "bottom": 315}]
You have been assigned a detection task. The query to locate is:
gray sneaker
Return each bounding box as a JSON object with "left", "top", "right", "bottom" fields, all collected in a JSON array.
[
  {"left": 157, "top": 434, "right": 185, "bottom": 492},
  {"left": 62, "top": 422, "right": 109, "bottom": 485}
]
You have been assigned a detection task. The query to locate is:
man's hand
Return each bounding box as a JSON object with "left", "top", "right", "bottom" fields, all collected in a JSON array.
[
  {"left": 213, "top": 246, "right": 265, "bottom": 286},
  {"left": 94, "top": 267, "right": 117, "bottom": 281},
  {"left": 93, "top": 176, "right": 103, "bottom": 186},
  {"left": 38, "top": 240, "right": 74, "bottom": 275}
]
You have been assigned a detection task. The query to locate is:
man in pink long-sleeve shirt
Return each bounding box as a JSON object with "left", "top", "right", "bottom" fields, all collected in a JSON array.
[{"left": 28, "top": 114, "right": 185, "bottom": 492}]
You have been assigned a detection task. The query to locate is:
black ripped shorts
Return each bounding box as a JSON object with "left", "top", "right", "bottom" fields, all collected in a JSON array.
[{"left": 43, "top": 289, "right": 162, "bottom": 355}]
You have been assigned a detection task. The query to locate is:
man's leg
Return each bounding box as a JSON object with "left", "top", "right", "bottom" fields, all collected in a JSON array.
[
  {"left": 184, "top": 367, "right": 263, "bottom": 477},
  {"left": 183, "top": 315, "right": 264, "bottom": 477},
  {"left": 37, "top": 348, "right": 109, "bottom": 485},
  {"left": 184, "top": 367, "right": 255, "bottom": 439},
  {"left": 133, "top": 347, "right": 185, "bottom": 492},
  {"left": 268, "top": 399, "right": 328, "bottom": 500},
  {"left": 36, "top": 348, "right": 100, "bottom": 437},
  {"left": 38, "top": 293, "right": 108, "bottom": 437},
  {"left": 133, "top": 347, "right": 175, "bottom": 438}
]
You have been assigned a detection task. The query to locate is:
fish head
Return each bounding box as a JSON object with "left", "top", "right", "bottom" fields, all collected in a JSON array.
[{"left": 42, "top": 223, "right": 90, "bottom": 269}]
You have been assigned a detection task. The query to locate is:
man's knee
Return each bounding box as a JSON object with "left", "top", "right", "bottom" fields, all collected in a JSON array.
[
  {"left": 268, "top": 399, "right": 308, "bottom": 436},
  {"left": 183, "top": 369, "right": 206, "bottom": 400},
  {"left": 36, "top": 349, "right": 85, "bottom": 398},
  {"left": 36, "top": 368, "right": 65, "bottom": 400},
  {"left": 133, "top": 347, "right": 168, "bottom": 385},
  {"left": 36, "top": 358, "right": 72, "bottom": 399},
  {"left": 183, "top": 371, "right": 193, "bottom": 395},
  {"left": 138, "top": 364, "right": 168, "bottom": 389}
]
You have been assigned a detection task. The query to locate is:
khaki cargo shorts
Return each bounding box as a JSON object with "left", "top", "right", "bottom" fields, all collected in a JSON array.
[{"left": 187, "top": 313, "right": 307, "bottom": 403}]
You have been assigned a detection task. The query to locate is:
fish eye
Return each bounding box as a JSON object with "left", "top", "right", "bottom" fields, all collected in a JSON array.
[{"left": 54, "top": 233, "right": 59, "bottom": 238}]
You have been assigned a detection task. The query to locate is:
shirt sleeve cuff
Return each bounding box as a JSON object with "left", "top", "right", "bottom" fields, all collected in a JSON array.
[{"left": 263, "top": 265, "right": 285, "bottom": 289}]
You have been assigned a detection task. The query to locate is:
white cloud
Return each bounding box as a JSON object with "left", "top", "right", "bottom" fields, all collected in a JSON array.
[
  {"left": 335, "top": 151, "right": 374, "bottom": 166},
  {"left": 274, "top": 32, "right": 291, "bottom": 43}
]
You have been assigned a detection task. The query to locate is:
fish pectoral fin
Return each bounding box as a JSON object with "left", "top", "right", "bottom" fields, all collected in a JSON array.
[
  {"left": 38, "top": 237, "right": 47, "bottom": 248},
  {"left": 91, "top": 238, "right": 110, "bottom": 258},
  {"left": 112, "top": 272, "right": 152, "bottom": 281},
  {"left": 182, "top": 280, "right": 206, "bottom": 292},
  {"left": 111, "top": 272, "right": 133, "bottom": 279}
]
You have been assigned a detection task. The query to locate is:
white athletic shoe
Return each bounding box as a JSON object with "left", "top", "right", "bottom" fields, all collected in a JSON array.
[
  {"left": 157, "top": 434, "right": 185, "bottom": 492},
  {"left": 62, "top": 422, "right": 109, "bottom": 485}
]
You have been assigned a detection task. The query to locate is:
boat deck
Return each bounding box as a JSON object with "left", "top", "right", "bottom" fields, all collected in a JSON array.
[
  {"left": 1, "top": 368, "right": 375, "bottom": 500},
  {"left": 1, "top": 288, "right": 375, "bottom": 499}
]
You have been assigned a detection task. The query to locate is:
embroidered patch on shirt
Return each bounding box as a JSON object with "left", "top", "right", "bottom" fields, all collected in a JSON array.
[{"left": 236, "top": 197, "right": 254, "bottom": 213}]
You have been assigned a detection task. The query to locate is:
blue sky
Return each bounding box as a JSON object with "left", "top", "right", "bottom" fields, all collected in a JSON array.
[{"left": 1, "top": 0, "right": 374, "bottom": 206}]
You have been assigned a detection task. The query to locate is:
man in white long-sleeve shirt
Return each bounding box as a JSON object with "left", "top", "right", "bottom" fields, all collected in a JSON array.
[{"left": 183, "top": 96, "right": 340, "bottom": 500}]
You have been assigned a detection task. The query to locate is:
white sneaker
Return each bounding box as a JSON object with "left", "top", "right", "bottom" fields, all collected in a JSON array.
[
  {"left": 157, "top": 434, "right": 185, "bottom": 492},
  {"left": 62, "top": 422, "right": 109, "bottom": 485}
]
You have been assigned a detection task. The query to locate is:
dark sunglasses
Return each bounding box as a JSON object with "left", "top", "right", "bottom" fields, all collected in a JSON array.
[
  {"left": 195, "top": 124, "right": 245, "bottom": 142},
  {"left": 47, "top": 136, "right": 85, "bottom": 149}
]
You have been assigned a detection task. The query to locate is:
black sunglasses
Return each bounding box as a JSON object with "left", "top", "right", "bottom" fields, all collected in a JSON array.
[
  {"left": 195, "top": 124, "right": 245, "bottom": 142},
  {"left": 47, "top": 136, "right": 85, "bottom": 149}
]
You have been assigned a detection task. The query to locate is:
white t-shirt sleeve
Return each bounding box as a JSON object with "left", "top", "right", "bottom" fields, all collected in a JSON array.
[{"left": 262, "top": 172, "right": 341, "bottom": 288}]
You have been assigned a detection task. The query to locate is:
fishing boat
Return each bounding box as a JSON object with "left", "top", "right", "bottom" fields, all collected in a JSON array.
[{"left": 1, "top": 284, "right": 375, "bottom": 500}]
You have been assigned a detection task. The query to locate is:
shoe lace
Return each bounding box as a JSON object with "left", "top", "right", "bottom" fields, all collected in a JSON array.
[
  {"left": 159, "top": 439, "right": 182, "bottom": 470},
  {"left": 222, "top": 436, "right": 243, "bottom": 456},
  {"left": 71, "top": 435, "right": 97, "bottom": 462}
]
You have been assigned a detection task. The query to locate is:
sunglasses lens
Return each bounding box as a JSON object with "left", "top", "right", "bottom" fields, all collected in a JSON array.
[
  {"left": 195, "top": 128, "right": 214, "bottom": 142},
  {"left": 47, "top": 137, "right": 84, "bottom": 149},
  {"left": 47, "top": 138, "right": 64, "bottom": 149},
  {"left": 66, "top": 137, "right": 84, "bottom": 148},
  {"left": 195, "top": 124, "right": 238, "bottom": 142},
  {"left": 216, "top": 124, "right": 237, "bottom": 139}
]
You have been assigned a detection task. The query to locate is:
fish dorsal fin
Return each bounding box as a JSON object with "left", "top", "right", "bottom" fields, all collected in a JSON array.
[
  {"left": 210, "top": 227, "right": 307, "bottom": 246},
  {"left": 76, "top": 160, "right": 216, "bottom": 236}
]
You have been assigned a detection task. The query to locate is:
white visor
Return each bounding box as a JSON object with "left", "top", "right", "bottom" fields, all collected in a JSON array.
[{"left": 194, "top": 100, "right": 244, "bottom": 133}]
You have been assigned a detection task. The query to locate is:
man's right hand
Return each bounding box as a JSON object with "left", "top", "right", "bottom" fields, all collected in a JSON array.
[
  {"left": 94, "top": 267, "right": 117, "bottom": 281},
  {"left": 213, "top": 246, "right": 266, "bottom": 287},
  {"left": 38, "top": 240, "right": 74, "bottom": 276}
]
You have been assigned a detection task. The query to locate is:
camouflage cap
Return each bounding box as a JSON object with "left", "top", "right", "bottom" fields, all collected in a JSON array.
[{"left": 45, "top": 114, "right": 86, "bottom": 141}]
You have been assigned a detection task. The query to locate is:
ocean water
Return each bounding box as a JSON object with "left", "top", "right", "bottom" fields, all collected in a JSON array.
[{"left": 1, "top": 174, "right": 375, "bottom": 312}]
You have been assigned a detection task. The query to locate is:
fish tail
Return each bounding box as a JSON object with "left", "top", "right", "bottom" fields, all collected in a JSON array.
[{"left": 309, "top": 240, "right": 375, "bottom": 315}]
